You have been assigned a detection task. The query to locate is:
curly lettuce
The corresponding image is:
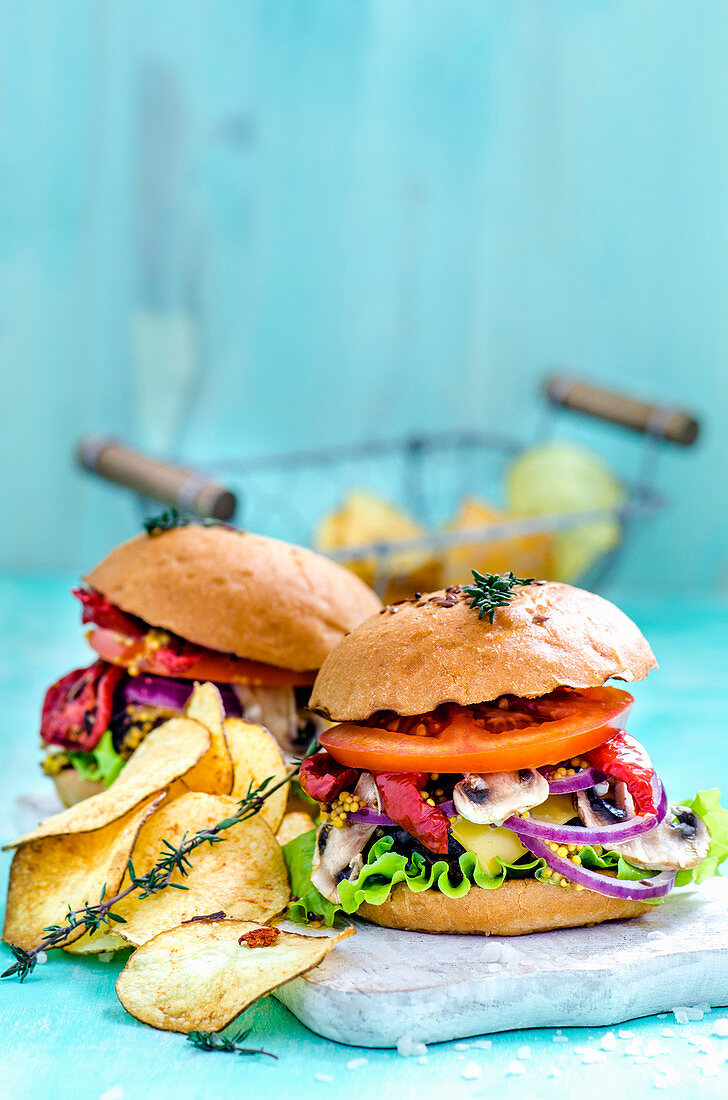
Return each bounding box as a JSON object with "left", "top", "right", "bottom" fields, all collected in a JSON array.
[
  {"left": 283, "top": 788, "right": 728, "bottom": 926},
  {"left": 68, "top": 730, "right": 125, "bottom": 788}
]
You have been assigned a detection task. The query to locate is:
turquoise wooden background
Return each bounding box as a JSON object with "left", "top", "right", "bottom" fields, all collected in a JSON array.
[{"left": 2, "top": 2, "right": 726, "bottom": 588}]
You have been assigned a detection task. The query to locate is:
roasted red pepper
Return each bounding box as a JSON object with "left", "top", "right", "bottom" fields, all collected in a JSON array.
[
  {"left": 41, "top": 660, "right": 124, "bottom": 750},
  {"left": 585, "top": 730, "right": 656, "bottom": 815},
  {"left": 299, "top": 752, "right": 360, "bottom": 804},
  {"left": 374, "top": 771, "right": 450, "bottom": 854},
  {"left": 73, "top": 587, "right": 144, "bottom": 636}
]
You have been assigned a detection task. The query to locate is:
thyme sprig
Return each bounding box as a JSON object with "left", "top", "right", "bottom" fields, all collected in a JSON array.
[
  {"left": 143, "top": 509, "right": 229, "bottom": 536},
  {"left": 187, "top": 1028, "right": 277, "bottom": 1058},
  {"left": 462, "top": 569, "right": 535, "bottom": 622},
  {"left": 1, "top": 769, "right": 297, "bottom": 983}
]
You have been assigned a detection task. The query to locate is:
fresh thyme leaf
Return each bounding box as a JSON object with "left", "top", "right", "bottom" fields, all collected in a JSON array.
[
  {"left": 186, "top": 1028, "right": 277, "bottom": 1058},
  {"left": 143, "top": 509, "right": 228, "bottom": 537},
  {"left": 462, "top": 569, "right": 535, "bottom": 622},
  {"left": 1, "top": 945, "right": 37, "bottom": 983}
]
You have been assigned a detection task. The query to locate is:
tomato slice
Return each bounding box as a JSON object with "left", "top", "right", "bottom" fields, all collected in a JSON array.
[
  {"left": 87, "top": 628, "right": 316, "bottom": 688},
  {"left": 318, "top": 687, "right": 633, "bottom": 773}
]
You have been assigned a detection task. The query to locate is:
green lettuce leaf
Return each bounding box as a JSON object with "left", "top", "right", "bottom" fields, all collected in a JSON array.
[
  {"left": 674, "top": 789, "right": 728, "bottom": 887},
  {"left": 68, "top": 731, "right": 125, "bottom": 788},
  {"left": 283, "top": 828, "right": 341, "bottom": 927}
]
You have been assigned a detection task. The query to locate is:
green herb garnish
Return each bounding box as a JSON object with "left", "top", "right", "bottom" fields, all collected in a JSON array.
[
  {"left": 462, "top": 569, "right": 535, "bottom": 622},
  {"left": 187, "top": 1028, "right": 277, "bottom": 1058},
  {"left": 143, "top": 509, "right": 227, "bottom": 537}
]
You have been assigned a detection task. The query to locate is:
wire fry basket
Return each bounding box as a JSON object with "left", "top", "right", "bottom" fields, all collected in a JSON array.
[{"left": 77, "top": 374, "right": 699, "bottom": 597}]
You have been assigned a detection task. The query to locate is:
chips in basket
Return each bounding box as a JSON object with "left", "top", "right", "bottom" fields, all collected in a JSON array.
[
  {"left": 116, "top": 918, "right": 353, "bottom": 1033},
  {"left": 226, "top": 718, "right": 288, "bottom": 833}
]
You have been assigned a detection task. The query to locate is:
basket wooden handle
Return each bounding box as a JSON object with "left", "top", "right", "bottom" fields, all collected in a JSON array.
[
  {"left": 544, "top": 374, "right": 699, "bottom": 446},
  {"left": 76, "top": 438, "right": 237, "bottom": 520}
]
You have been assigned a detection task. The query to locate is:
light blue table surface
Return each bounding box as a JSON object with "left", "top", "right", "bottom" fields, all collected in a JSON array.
[{"left": 2, "top": 575, "right": 728, "bottom": 1099}]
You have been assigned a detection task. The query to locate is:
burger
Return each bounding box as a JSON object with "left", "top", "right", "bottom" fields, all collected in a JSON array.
[
  {"left": 41, "top": 520, "right": 381, "bottom": 806},
  {"left": 287, "top": 572, "right": 727, "bottom": 935}
]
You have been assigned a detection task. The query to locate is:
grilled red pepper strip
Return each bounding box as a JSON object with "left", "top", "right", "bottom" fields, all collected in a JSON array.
[
  {"left": 374, "top": 772, "right": 450, "bottom": 854},
  {"left": 299, "top": 752, "right": 360, "bottom": 805},
  {"left": 585, "top": 730, "right": 656, "bottom": 815},
  {"left": 73, "top": 587, "right": 145, "bottom": 636},
  {"left": 41, "top": 660, "right": 124, "bottom": 750}
]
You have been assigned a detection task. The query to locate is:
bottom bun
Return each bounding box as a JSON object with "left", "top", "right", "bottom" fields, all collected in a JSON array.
[
  {"left": 357, "top": 879, "right": 650, "bottom": 936},
  {"left": 53, "top": 769, "right": 105, "bottom": 808}
]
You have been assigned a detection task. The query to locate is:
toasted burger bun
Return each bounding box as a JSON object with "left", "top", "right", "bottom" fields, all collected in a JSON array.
[
  {"left": 53, "top": 769, "right": 105, "bottom": 808},
  {"left": 311, "top": 581, "right": 656, "bottom": 719},
  {"left": 358, "top": 879, "right": 650, "bottom": 936},
  {"left": 85, "top": 526, "right": 382, "bottom": 672}
]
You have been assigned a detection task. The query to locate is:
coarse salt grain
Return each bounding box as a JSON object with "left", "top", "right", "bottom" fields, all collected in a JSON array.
[
  {"left": 661, "top": 1028, "right": 675, "bottom": 1038},
  {"left": 580, "top": 1050, "right": 606, "bottom": 1065},
  {"left": 546, "top": 1067, "right": 562, "bottom": 1079},
  {"left": 314, "top": 1074, "right": 333, "bottom": 1083},
  {"left": 454, "top": 1042, "right": 470, "bottom": 1051},
  {"left": 715, "top": 1019, "right": 728, "bottom": 1037},
  {"left": 647, "top": 931, "right": 666, "bottom": 940},
  {"left": 601, "top": 1033, "right": 617, "bottom": 1051},
  {"left": 99, "top": 1089, "right": 124, "bottom": 1100},
  {"left": 517, "top": 1045, "right": 531, "bottom": 1060},
  {"left": 396, "top": 1035, "right": 427, "bottom": 1058},
  {"left": 644, "top": 1040, "right": 665, "bottom": 1058},
  {"left": 553, "top": 1035, "right": 568, "bottom": 1043},
  {"left": 471, "top": 1039, "right": 492, "bottom": 1050},
  {"left": 36, "top": 951, "right": 47, "bottom": 965},
  {"left": 461, "top": 1063, "right": 482, "bottom": 1081},
  {"left": 506, "top": 1062, "right": 525, "bottom": 1076},
  {"left": 346, "top": 1058, "right": 368, "bottom": 1070},
  {"left": 618, "top": 1029, "right": 634, "bottom": 1039}
]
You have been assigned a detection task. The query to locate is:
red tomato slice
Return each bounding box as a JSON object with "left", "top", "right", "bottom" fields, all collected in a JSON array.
[
  {"left": 318, "top": 687, "right": 633, "bottom": 773},
  {"left": 87, "top": 627, "right": 316, "bottom": 688}
]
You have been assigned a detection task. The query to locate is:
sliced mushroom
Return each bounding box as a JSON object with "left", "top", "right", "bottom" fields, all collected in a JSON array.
[
  {"left": 576, "top": 783, "right": 710, "bottom": 871},
  {"left": 453, "top": 769, "right": 549, "bottom": 826},
  {"left": 310, "top": 773, "right": 378, "bottom": 904},
  {"left": 232, "top": 684, "right": 298, "bottom": 752}
]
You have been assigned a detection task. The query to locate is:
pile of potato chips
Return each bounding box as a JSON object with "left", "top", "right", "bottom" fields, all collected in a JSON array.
[{"left": 1, "top": 683, "right": 347, "bottom": 1034}]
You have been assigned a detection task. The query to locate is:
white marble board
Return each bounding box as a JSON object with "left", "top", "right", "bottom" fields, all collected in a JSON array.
[{"left": 275, "top": 878, "right": 728, "bottom": 1047}]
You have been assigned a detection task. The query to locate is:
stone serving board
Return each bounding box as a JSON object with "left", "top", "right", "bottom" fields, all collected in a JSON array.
[{"left": 275, "top": 878, "right": 728, "bottom": 1047}]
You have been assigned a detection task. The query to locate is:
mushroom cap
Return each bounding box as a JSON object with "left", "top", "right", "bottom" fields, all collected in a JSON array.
[
  {"left": 85, "top": 526, "right": 382, "bottom": 672},
  {"left": 310, "top": 581, "right": 656, "bottom": 719}
]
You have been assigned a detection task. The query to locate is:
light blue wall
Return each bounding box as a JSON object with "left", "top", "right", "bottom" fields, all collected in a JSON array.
[{"left": 2, "top": 2, "right": 727, "bottom": 587}]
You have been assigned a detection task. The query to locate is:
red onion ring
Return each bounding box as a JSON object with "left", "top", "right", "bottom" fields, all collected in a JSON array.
[
  {"left": 123, "top": 674, "right": 242, "bottom": 717},
  {"left": 541, "top": 767, "right": 607, "bottom": 794},
  {"left": 505, "top": 777, "right": 667, "bottom": 845},
  {"left": 518, "top": 833, "right": 676, "bottom": 900}
]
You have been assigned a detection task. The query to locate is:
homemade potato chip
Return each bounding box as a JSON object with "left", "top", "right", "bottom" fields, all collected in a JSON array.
[
  {"left": 442, "top": 498, "right": 552, "bottom": 586},
  {"left": 70, "top": 792, "right": 289, "bottom": 949},
  {"left": 226, "top": 719, "right": 288, "bottom": 833},
  {"left": 116, "top": 918, "right": 353, "bottom": 1032},
  {"left": 3, "top": 796, "right": 161, "bottom": 950},
  {"left": 5, "top": 719, "right": 210, "bottom": 849},
  {"left": 276, "top": 812, "right": 316, "bottom": 846},
  {"left": 183, "top": 683, "right": 234, "bottom": 795}
]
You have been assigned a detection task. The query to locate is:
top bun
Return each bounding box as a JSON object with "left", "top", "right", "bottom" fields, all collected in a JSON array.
[
  {"left": 310, "top": 581, "right": 656, "bottom": 719},
  {"left": 85, "top": 526, "right": 382, "bottom": 671}
]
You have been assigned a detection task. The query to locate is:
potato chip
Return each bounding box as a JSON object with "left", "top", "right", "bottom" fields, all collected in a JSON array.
[
  {"left": 226, "top": 718, "right": 288, "bottom": 833},
  {"left": 4, "top": 719, "right": 210, "bottom": 849},
  {"left": 183, "top": 683, "right": 233, "bottom": 795},
  {"left": 442, "top": 498, "right": 552, "bottom": 587},
  {"left": 3, "top": 796, "right": 161, "bottom": 950},
  {"left": 276, "top": 812, "right": 316, "bottom": 847},
  {"left": 116, "top": 918, "right": 353, "bottom": 1032},
  {"left": 70, "top": 792, "right": 289, "bottom": 949}
]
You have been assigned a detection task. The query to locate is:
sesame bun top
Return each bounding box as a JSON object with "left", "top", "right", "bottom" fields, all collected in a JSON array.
[
  {"left": 85, "top": 526, "right": 382, "bottom": 671},
  {"left": 309, "top": 581, "right": 656, "bottom": 719}
]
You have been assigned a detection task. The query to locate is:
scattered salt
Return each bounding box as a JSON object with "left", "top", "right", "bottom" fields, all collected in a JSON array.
[
  {"left": 618, "top": 1029, "right": 634, "bottom": 1039},
  {"left": 546, "top": 1067, "right": 562, "bottom": 1079},
  {"left": 552, "top": 1035, "right": 568, "bottom": 1043},
  {"left": 657, "top": 1013, "right": 667, "bottom": 1018},
  {"left": 98, "top": 951, "right": 114, "bottom": 963},
  {"left": 471, "top": 1039, "right": 492, "bottom": 1050},
  {"left": 346, "top": 1058, "right": 368, "bottom": 1070},
  {"left": 517, "top": 1045, "right": 531, "bottom": 1060},
  {"left": 314, "top": 1074, "right": 333, "bottom": 1083},
  {"left": 417, "top": 1056, "right": 428, "bottom": 1065},
  {"left": 99, "top": 1089, "right": 124, "bottom": 1100},
  {"left": 647, "top": 931, "right": 666, "bottom": 941},
  {"left": 461, "top": 1063, "right": 482, "bottom": 1081},
  {"left": 672, "top": 1003, "right": 711, "bottom": 1023},
  {"left": 715, "top": 1019, "right": 728, "bottom": 1037},
  {"left": 506, "top": 1061, "right": 525, "bottom": 1076},
  {"left": 644, "top": 1040, "right": 666, "bottom": 1058},
  {"left": 36, "top": 951, "right": 47, "bottom": 965},
  {"left": 601, "top": 1032, "right": 617, "bottom": 1051},
  {"left": 396, "top": 1035, "right": 427, "bottom": 1058},
  {"left": 623, "top": 1040, "right": 643, "bottom": 1057},
  {"left": 580, "top": 1050, "right": 606, "bottom": 1065},
  {"left": 661, "top": 1028, "right": 675, "bottom": 1038},
  {"left": 454, "top": 1042, "right": 470, "bottom": 1051},
  {"left": 673, "top": 1010, "right": 690, "bottom": 1025}
]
